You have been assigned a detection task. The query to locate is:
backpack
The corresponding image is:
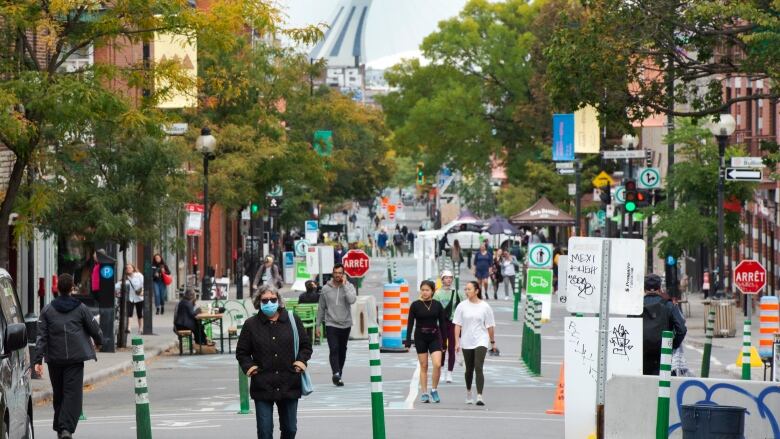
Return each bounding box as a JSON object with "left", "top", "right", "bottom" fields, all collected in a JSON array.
[{"left": 642, "top": 297, "right": 672, "bottom": 371}]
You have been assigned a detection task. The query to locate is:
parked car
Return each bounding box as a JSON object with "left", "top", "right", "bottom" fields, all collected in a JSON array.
[{"left": 0, "top": 269, "right": 34, "bottom": 438}]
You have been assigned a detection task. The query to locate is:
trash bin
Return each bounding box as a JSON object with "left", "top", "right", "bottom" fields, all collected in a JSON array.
[
  {"left": 705, "top": 299, "right": 737, "bottom": 338},
  {"left": 680, "top": 404, "right": 746, "bottom": 439}
]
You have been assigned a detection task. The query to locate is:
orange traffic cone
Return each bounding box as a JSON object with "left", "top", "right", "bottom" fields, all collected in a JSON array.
[{"left": 545, "top": 363, "right": 564, "bottom": 415}]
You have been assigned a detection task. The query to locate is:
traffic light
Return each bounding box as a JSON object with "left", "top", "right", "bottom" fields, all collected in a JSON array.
[
  {"left": 652, "top": 189, "right": 666, "bottom": 206},
  {"left": 416, "top": 162, "right": 425, "bottom": 185},
  {"left": 636, "top": 189, "right": 651, "bottom": 208},
  {"left": 251, "top": 202, "right": 259, "bottom": 215},
  {"left": 624, "top": 180, "right": 637, "bottom": 212},
  {"left": 599, "top": 185, "right": 611, "bottom": 205},
  {"left": 645, "top": 149, "right": 653, "bottom": 167}
]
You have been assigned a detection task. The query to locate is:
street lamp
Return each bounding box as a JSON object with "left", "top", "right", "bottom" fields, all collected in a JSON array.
[
  {"left": 621, "top": 134, "right": 639, "bottom": 179},
  {"left": 196, "top": 127, "right": 217, "bottom": 300},
  {"left": 708, "top": 113, "right": 736, "bottom": 299}
]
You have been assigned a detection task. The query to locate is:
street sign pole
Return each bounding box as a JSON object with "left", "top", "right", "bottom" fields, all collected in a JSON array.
[
  {"left": 596, "top": 239, "right": 612, "bottom": 439},
  {"left": 575, "top": 158, "right": 582, "bottom": 237}
]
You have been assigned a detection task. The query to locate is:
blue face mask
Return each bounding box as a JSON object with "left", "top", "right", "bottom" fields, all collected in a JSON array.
[{"left": 260, "top": 301, "right": 279, "bottom": 317}]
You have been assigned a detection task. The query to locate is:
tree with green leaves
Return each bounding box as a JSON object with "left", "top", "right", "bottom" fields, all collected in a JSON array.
[
  {"left": 380, "top": 0, "right": 573, "bottom": 182},
  {"left": 0, "top": 0, "right": 320, "bottom": 269},
  {"left": 545, "top": 0, "right": 780, "bottom": 126},
  {"left": 649, "top": 119, "right": 755, "bottom": 258}
]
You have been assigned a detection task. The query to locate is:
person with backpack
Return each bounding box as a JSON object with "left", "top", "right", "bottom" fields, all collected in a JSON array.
[
  {"left": 393, "top": 229, "right": 406, "bottom": 257},
  {"left": 642, "top": 274, "right": 687, "bottom": 375},
  {"left": 434, "top": 270, "right": 465, "bottom": 383}
]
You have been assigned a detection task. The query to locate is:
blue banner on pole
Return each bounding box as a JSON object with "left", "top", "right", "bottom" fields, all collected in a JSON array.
[{"left": 552, "top": 113, "right": 575, "bottom": 162}]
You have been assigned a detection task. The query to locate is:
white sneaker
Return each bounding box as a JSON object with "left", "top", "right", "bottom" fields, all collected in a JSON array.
[
  {"left": 476, "top": 394, "right": 485, "bottom": 406},
  {"left": 504, "top": 296, "right": 509, "bottom": 301},
  {"left": 465, "top": 390, "right": 474, "bottom": 404},
  {"left": 445, "top": 371, "right": 453, "bottom": 383}
]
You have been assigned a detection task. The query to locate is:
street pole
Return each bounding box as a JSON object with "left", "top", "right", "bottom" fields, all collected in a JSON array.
[
  {"left": 575, "top": 158, "right": 582, "bottom": 237},
  {"left": 717, "top": 135, "right": 727, "bottom": 300},
  {"left": 202, "top": 152, "right": 211, "bottom": 300}
]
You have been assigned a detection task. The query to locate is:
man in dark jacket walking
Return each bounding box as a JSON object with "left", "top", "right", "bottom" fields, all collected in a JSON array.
[
  {"left": 34, "top": 274, "right": 103, "bottom": 439},
  {"left": 642, "top": 274, "right": 687, "bottom": 375}
]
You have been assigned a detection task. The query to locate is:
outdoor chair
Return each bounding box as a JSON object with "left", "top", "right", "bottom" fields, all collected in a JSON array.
[{"left": 293, "top": 303, "right": 321, "bottom": 345}]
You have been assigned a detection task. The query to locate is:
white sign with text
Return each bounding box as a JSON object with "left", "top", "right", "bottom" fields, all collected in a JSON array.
[{"left": 565, "top": 317, "right": 643, "bottom": 439}]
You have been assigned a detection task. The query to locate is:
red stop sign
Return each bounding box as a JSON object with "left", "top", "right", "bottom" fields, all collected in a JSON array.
[
  {"left": 342, "top": 249, "right": 371, "bottom": 278},
  {"left": 734, "top": 259, "right": 766, "bottom": 294}
]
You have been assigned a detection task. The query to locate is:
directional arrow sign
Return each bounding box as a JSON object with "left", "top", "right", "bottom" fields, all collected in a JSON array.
[
  {"left": 637, "top": 167, "right": 661, "bottom": 189},
  {"left": 725, "top": 168, "right": 762, "bottom": 182}
]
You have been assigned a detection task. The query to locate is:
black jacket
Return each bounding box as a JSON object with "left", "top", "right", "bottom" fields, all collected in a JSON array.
[
  {"left": 174, "top": 299, "right": 198, "bottom": 331},
  {"left": 236, "top": 310, "right": 312, "bottom": 401},
  {"left": 298, "top": 291, "right": 320, "bottom": 304},
  {"left": 34, "top": 296, "right": 103, "bottom": 365}
]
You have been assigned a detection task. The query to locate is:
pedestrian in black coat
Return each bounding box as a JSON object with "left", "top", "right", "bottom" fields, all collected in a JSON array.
[
  {"left": 236, "top": 285, "right": 312, "bottom": 439},
  {"left": 34, "top": 274, "right": 103, "bottom": 439}
]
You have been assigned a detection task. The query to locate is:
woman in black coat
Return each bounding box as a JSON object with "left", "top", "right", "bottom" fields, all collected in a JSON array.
[{"left": 236, "top": 285, "right": 312, "bottom": 439}]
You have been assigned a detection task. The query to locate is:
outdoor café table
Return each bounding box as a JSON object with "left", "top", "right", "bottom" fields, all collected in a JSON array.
[{"left": 195, "top": 313, "right": 225, "bottom": 353}]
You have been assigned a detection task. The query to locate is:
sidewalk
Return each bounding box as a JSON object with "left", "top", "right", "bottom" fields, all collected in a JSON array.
[
  {"left": 680, "top": 292, "right": 770, "bottom": 381},
  {"left": 33, "top": 303, "right": 179, "bottom": 404}
]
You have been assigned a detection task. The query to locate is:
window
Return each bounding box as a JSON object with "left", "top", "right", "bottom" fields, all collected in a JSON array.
[{"left": 0, "top": 279, "right": 21, "bottom": 325}]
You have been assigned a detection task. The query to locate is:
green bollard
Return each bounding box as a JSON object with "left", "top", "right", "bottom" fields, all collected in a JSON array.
[
  {"left": 368, "top": 327, "right": 386, "bottom": 439},
  {"left": 656, "top": 331, "right": 673, "bottom": 439},
  {"left": 132, "top": 337, "right": 152, "bottom": 439},
  {"left": 533, "top": 300, "right": 542, "bottom": 376},
  {"left": 701, "top": 309, "right": 715, "bottom": 378},
  {"left": 742, "top": 318, "right": 752, "bottom": 380},
  {"left": 237, "top": 365, "right": 251, "bottom": 414}
]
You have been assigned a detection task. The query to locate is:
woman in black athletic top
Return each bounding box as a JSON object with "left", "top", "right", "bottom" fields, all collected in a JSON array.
[{"left": 405, "top": 280, "right": 448, "bottom": 404}]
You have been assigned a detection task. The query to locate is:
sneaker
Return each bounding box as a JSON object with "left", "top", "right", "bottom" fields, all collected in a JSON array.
[
  {"left": 465, "top": 391, "right": 474, "bottom": 404},
  {"left": 445, "top": 371, "right": 453, "bottom": 383},
  {"left": 504, "top": 295, "right": 509, "bottom": 301},
  {"left": 476, "top": 394, "right": 485, "bottom": 406},
  {"left": 60, "top": 431, "right": 73, "bottom": 439},
  {"left": 332, "top": 373, "right": 341, "bottom": 386},
  {"left": 431, "top": 389, "right": 440, "bottom": 403},
  {"left": 421, "top": 393, "right": 430, "bottom": 403}
]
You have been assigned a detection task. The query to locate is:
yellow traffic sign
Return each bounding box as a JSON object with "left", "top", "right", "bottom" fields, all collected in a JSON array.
[{"left": 592, "top": 171, "right": 614, "bottom": 188}]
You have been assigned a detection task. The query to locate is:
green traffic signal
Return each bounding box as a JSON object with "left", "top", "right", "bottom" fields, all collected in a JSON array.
[
  {"left": 251, "top": 203, "right": 259, "bottom": 214},
  {"left": 625, "top": 201, "right": 637, "bottom": 212}
]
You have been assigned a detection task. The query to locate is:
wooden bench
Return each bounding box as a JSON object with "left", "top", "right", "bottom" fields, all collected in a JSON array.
[{"left": 176, "top": 330, "right": 194, "bottom": 355}]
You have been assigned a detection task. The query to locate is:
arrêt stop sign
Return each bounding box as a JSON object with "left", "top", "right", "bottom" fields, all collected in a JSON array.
[
  {"left": 733, "top": 259, "right": 766, "bottom": 295},
  {"left": 342, "top": 249, "right": 370, "bottom": 278}
]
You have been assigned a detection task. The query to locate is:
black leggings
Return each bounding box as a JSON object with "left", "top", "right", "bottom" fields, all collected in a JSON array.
[{"left": 462, "top": 346, "right": 488, "bottom": 394}]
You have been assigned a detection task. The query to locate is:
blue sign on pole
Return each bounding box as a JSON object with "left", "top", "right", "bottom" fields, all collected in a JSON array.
[
  {"left": 666, "top": 255, "right": 677, "bottom": 266},
  {"left": 305, "top": 220, "right": 318, "bottom": 232},
  {"left": 100, "top": 265, "right": 114, "bottom": 279},
  {"left": 283, "top": 251, "right": 294, "bottom": 268},
  {"left": 552, "top": 113, "right": 575, "bottom": 162}
]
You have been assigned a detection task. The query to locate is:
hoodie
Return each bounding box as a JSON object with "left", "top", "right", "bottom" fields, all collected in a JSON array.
[
  {"left": 35, "top": 296, "right": 103, "bottom": 365},
  {"left": 316, "top": 279, "right": 357, "bottom": 329}
]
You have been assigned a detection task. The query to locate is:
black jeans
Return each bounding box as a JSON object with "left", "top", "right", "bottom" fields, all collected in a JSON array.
[
  {"left": 325, "top": 326, "right": 351, "bottom": 376},
  {"left": 49, "top": 362, "right": 85, "bottom": 434},
  {"left": 255, "top": 399, "right": 298, "bottom": 439}
]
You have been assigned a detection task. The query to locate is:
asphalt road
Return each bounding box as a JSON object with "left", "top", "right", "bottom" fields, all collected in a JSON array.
[{"left": 34, "top": 252, "right": 566, "bottom": 438}]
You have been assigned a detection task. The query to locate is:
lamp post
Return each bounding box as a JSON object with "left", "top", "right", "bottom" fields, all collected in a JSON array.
[
  {"left": 708, "top": 113, "right": 736, "bottom": 300},
  {"left": 196, "top": 127, "right": 217, "bottom": 300},
  {"left": 621, "top": 134, "right": 639, "bottom": 180}
]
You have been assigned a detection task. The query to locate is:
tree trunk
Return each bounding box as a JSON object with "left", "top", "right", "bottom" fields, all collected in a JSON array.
[
  {"left": 117, "top": 247, "right": 129, "bottom": 348},
  {"left": 0, "top": 157, "right": 29, "bottom": 269}
]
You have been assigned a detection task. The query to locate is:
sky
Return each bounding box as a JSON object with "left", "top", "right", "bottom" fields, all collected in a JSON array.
[{"left": 278, "top": 0, "right": 469, "bottom": 68}]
